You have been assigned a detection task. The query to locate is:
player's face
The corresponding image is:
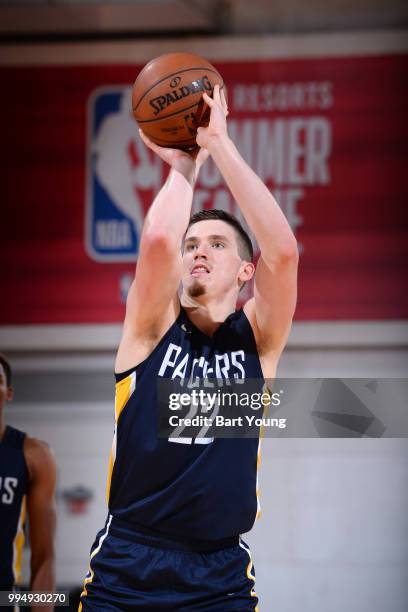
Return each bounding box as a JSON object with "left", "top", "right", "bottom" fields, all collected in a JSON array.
[
  {"left": 0, "top": 364, "right": 12, "bottom": 408},
  {"left": 182, "top": 219, "right": 247, "bottom": 298}
]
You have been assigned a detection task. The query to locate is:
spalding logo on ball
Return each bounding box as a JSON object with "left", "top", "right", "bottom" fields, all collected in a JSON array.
[{"left": 132, "top": 52, "right": 225, "bottom": 150}]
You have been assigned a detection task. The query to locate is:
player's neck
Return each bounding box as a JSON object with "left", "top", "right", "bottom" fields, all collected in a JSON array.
[{"left": 181, "top": 294, "right": 237, "bottom": 336}]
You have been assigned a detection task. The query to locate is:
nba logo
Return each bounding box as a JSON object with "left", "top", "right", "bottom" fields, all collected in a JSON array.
[{"left": 85, "top": 86, "right": 163, "bottom": 262}]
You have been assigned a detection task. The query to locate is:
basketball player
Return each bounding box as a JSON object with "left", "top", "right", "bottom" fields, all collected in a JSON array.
[
  {"left": 79, "top": 85, "right": 298, "bottom": 610},
  {"left": 0, "top": 354, "right": 57, "bottom": 611}
]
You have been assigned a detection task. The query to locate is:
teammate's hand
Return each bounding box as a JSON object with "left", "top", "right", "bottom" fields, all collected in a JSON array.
[
  {"left": 139, "top": 129, "right": 208, "bottom": 184},
  {"left": 196, "top": 85, "right": 229, "bottom": 150}
]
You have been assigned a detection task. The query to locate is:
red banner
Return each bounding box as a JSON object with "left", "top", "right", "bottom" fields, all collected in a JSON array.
[{"left": 1, "top": 54, "right": 407, "bottom": 323}]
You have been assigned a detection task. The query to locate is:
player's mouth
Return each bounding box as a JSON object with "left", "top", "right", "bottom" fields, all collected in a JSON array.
[{"left": 191, "top": 264, "right": 210, "bottom": 276}]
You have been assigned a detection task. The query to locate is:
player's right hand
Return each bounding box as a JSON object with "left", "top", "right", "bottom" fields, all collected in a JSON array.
[
  {"left": 196, "top": 84, "right": 229, "bottom": 151},
  {"left": 139, "top": 129, "right": 208, "bottom": 184}
]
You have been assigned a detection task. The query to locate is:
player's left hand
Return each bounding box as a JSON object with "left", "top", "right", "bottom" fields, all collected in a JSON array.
[{"left": 196, "top": 84, "right": 229, "bottom": 150}]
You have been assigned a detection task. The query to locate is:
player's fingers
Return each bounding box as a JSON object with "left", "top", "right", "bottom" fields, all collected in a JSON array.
[
  {"left": 220, "top": 88, "right": 228, "bottom": 115},
  {"left": 202, "top": 92, "right": 215, "bottom": 107},
  {"left": 139, "top": 129, "right": 178, "bottom": 162},
  {"left": 196, "top": 147, "right": 210, "bottom": 165},
  {"left": 139, "top": 129, "right": 161, "bottom": 154},
  {"left": 212, "top": 84, "right": 221, "bottom": 105},
  {"left": 139, "top": 129, "right": 153, "bottom": 146}
]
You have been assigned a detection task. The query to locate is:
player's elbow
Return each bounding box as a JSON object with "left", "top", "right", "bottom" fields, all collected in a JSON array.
[
  {"left": 141, "top": 228, "right": 178, "bottom": 256},
  {"left": 271, "top": 238, "right": 299, "bottom": 266},
  {"left": 280, "top": 239, "right": 299, "bottom": 262}
]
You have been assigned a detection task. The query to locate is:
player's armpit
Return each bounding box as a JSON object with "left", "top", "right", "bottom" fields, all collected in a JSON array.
[
  {"left": 24, "top": 438, "right": 57, "bottom": 606},
  {"left": 244, "top": 249, "right": 298, "bottom": 357}
]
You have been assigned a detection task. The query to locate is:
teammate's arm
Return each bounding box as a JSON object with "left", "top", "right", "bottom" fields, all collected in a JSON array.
[
  {"left": 24, "top": 437, "right": 57, "bottom": 611},
  {"left": 197, "top": 87, "right": 298, "bottom": 356},
  {"left": 116, "top": 135, "right": 208, "bottom": 372}
]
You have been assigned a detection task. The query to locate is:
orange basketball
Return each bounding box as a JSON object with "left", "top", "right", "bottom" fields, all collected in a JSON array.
[{"left": 132, "top": 52, "right": 225, "bottom": 150}]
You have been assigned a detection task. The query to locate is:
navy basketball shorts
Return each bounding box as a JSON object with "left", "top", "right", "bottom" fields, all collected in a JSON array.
[{"left": 79, "top": 517, "right": 259, "bottom": 611}]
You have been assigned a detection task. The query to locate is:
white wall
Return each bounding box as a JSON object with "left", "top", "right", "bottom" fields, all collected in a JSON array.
[{"left": 246, "top": 437, "right": 408, "bottom": 612}]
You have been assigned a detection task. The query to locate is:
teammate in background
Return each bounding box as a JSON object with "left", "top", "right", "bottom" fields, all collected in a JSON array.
[
  {"left": 80, "top": 85, "right": 298, "bottom": 610},
  {"left": 0, "top": 354, "right": 57, "bottom": 611}
]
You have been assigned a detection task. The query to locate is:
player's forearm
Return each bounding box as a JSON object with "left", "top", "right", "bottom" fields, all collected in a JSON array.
[
  {"left": 208, "top": 135, "right": 298, "bottom": 263},
  {"left": 143, "top": 167, "right": 194, "bottom": 249},
  {"left": 30, "top": 556, "right": 56, "bottom": 610}
]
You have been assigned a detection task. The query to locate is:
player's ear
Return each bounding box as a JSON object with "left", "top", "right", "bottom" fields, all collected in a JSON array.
[
  {"left": 238, "top": 261, "right": 255, "bottom": 284},
  {"left": 7, "top": 386, "right": 13, "bottom": 401}
]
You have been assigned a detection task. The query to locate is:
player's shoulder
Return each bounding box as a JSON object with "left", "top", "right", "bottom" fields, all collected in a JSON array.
[
  {"left": 24, "top": 435, "right": 52, "bottom": 453},
  {"left": 24, "top": 436, "right": 56, "bottom": 481},
  {"left": 243, "top": 297, "right": 281, "bottom": 368}
]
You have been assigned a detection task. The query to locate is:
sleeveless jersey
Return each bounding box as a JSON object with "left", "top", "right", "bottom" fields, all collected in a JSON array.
[
  {"left": 0, "top": 426, "right": 28, "bottom": 588},
  {"left": 107, "top": 307, "right": 264, "bottom": 542}
]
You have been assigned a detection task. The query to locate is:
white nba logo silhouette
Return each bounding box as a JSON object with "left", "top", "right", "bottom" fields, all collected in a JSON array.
[{"left": 86, "top": 86, "right": 163, "bottom": 261}]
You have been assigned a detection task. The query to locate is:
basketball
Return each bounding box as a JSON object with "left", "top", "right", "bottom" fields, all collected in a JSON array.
[{"left": 132, "top": 52, "right": 225, "bottom": 150}]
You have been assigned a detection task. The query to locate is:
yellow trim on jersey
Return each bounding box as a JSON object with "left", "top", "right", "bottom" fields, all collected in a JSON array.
[
  {"left": 255, "top": 382, "right": 270, "bottom": 520},
  {"left": 114, "top": 371, "right": 136, "bottom": 422},
  {"left": 79, "top": 514, "right": 113, "bottom": 611},
  {"left": 239, "top": 538, "right": 259, "bottom": 611},
  {"left": 105, "top": 371, "right": 136, "bottom": 504},
  {"left": 12, "top": 494, "right": 26, "bottom": 585},
  {"left": 105, "top": 449, "right": 115, "bottom": 505}
]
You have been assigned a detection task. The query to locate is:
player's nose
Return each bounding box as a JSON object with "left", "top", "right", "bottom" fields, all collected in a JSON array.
[
  {"left": 194, "top": 252, "right": 207, "bottom": 261},
  {"left": 194, "top": 243, "right": 210, "bottom": 259}
]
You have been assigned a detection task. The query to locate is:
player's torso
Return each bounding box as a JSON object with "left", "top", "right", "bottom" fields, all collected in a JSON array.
[
  {"left": 0, "top": 426, "right": 28, "bottom": 588},
  {"left": 108, "top": 307, "right": 264, "bottom": 542}
]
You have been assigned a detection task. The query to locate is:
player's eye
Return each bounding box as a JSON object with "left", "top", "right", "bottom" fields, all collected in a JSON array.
[
  {"left": 186, "top": 243, "right": 197, "bottom": 251},
  {"left": 212, "top": 242, "right": 225, "bottom": 249}
]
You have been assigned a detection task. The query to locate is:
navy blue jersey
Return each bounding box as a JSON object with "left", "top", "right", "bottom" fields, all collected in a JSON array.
[
  {"left": 107, "top": 306, "right": 264, "bottom": 542},
  {"left": 0, "top": 426, "right": 29, "bottom": 589}
]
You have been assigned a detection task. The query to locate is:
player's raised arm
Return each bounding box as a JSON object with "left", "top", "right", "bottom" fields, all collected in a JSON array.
[
  {"left": 116, "top": 134, "right": 208, "bottom": 372},
  {"left": 24, "top": 437, "right": 57, "bottom": 611},
  {"left": 197, "top": 86, "right": 298, "bottom": 357}
]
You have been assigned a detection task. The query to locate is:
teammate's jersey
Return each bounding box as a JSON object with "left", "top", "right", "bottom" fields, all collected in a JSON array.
[
  {"left": 0, "top": 426, "right": 28, "bottom": 589},
  {"left": 107, "top": 306, "right": 264, "bottom": 542}
]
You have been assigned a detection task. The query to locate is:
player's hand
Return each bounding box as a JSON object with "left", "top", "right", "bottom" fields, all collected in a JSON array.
[
  {"left": 196, "top": 85, "right": 229, "bottom": 150},
  {"left": 139, "top": 129, "right": 208, "bottom": 184},
  {"left": 192, "top": 146, "right": 210, "bottom": 182}
]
